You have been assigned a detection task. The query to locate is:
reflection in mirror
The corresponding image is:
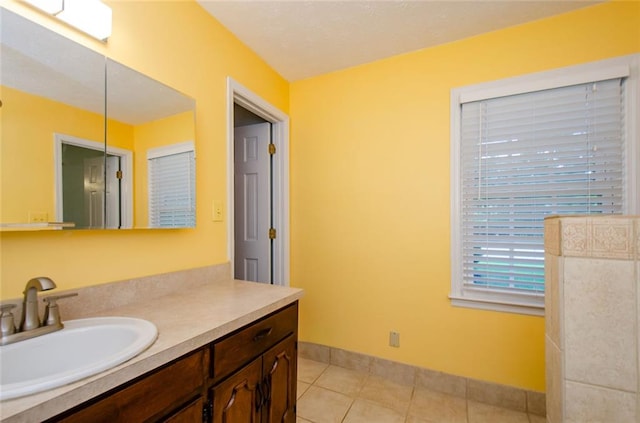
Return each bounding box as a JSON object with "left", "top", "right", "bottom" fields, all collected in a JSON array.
[
  {"left": 1, "top": 7, "right": 104, "bottom": 230},
  {"left": 61, "top": 143, "right": 105, "bottom": 228},
  {"left": 53, "top": 134, "right": 123, "bottom": 229},
  {"left": 0, "top": 7, "right": 196, "bottom": 230},
  {"left": 106, "top": 59, "right": 196, "bottom": 228}
]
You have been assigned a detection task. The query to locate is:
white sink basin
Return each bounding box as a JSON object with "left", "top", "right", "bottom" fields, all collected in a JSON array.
[{"left": 0, "top": 317, "right": 157, "bottom": 400}]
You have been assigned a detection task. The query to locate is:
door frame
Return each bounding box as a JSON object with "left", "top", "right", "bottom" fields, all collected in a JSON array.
[
  {"left": 53, "top": 133, "right": 133, "bottom": 228},
  {"left": 226, "top": 77, "right": 290, "bottom": 286}
]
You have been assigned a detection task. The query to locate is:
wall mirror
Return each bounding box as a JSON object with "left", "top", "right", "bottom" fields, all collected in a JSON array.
[{"left": 0, "top": 7, "right": 196, "bottom": 230}]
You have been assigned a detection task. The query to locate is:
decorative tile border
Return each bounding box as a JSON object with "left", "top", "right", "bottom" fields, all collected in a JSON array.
[
  {"left": 547, "top": 216, "right": 640, "bottom": 260},
  {"left": 559, "top": 217, "right": 589, "bottom": 257},
  {"left": 544, "top": 217, "right": 561, "bottom": 256},
  {"left": 591, "top": 218, "right": 634, "bottom": 260},
  {"left": 298, "top": 341, "right": 546, "bottom": 417}
]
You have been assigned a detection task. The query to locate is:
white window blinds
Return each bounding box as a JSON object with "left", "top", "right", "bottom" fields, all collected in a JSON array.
[
  {"left": 459, "top": 78, "right": 625, "bottom": 302},
  {"left": 148, "top": 142, "right": 195, "bottom": 228}
]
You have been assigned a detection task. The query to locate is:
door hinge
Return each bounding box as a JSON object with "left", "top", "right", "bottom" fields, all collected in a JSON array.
[
  {"left": 269, "top": 228, "right": 277, "bottom": 240},
  {"left": 115, "top": 170, "right": 123, "bottom": 180},
  {"left": 268, "top": 143, "right": 276, "bottom": 155}
]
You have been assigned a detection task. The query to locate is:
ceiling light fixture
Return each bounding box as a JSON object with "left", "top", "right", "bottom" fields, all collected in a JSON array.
[{"left": 22, "top": 0, "right": 112, "bottom": 41}]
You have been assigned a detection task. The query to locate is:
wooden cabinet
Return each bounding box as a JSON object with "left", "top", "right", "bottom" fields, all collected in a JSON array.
[
  {"left": 47, "top": 302, "right": 298, "bottom": 423},
  {"left": 211, "top": 302, "right": 298, "bottom": 383},
  {"left": 210, "top": 302, "right": 297, "bottom": 423},
  {"left": 48, "top": 349, "right": 208, "bottom": 423},
  {"left": 165, "top": 397, "right": 206, "bottom": 423},
  {"left": 210, "top": 335, "right": 296, "bottom": 423},
  {"left": 259, "top": 335, "right": 297, "bottom": 423},
  {"left": 211, "top": 354, "right": 262, "bottom": 422}
]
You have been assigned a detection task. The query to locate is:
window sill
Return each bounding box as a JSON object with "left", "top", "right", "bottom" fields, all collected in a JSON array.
[{"left": 449, "top": 294, "right": 544, "bottom": 317}]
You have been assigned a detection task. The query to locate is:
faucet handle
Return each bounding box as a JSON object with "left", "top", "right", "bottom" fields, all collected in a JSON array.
[
  {"left": 0, "top": 304, "right": 17, "bottom": 337},
  {"left": 43, "top": 293, "right": 78, "bottom": 303},
  {"left": 43, "top": 293, "right": 78, "bottom": 327}
]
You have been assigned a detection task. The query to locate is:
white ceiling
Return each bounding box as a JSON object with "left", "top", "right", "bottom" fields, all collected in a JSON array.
[{"left": 197, "top": 0, "right": 601, "bottom": 82}]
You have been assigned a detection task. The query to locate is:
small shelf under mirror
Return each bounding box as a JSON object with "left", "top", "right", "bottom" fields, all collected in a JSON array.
[{"left": 0, "top": 222, "right": 76, "bottom": 232}]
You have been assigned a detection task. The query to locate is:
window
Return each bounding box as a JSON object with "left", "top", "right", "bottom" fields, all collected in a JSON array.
[
  {"left": 148, "top": 141, "right": 195, "bottom": 228},
  {"left": 450, "top": 55, "right": 639, "bottom": 315}
]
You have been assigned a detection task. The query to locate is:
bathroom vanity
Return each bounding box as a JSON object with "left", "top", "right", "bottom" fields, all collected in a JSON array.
[
  {"left": 0, "top": 269, "right": 303, "bottom": 423},
  {"left": 49, "top": 303, "right": 297, "bottom": 422}
]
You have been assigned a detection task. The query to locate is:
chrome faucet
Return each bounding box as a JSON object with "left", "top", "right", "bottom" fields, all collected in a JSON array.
[
  {"left": 20, "top": 277, "right": 56, "bottom": 331},
  {"left": 0, "top": 277, "right": 77, "bottom": 346}
]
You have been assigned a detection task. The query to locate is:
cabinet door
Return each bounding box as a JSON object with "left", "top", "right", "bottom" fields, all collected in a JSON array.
[
  {"left": 211, "top": 358, "right": 262, "bottom": 423},
  {"left": 162, "top": 396, "right": 204, "bottom": 423},
  {"left": 261, "top": 336, "right": 296, "bottom": 423}
]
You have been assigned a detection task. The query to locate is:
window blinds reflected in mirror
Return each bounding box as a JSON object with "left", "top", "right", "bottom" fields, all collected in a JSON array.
[{"left": 147, "top": 142, "right": 196, "bottom": 228}]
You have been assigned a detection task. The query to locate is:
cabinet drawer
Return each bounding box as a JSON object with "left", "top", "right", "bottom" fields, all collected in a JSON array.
[
  {"left": 52, "top": 349, "right": 206, "bottom": 423},
  {"left": 211, "top": 302, "right": 297, "bottom": 381}
]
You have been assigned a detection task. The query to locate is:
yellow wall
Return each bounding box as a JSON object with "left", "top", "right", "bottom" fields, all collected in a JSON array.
[
  {"left": 0, "top": 86, "right": 135, "bottom": 223},
  {"left": 105, "top": 120, "right": 135, "bottom": 153},
  {"left": 0, "top": 0, "right": 288, "bottom": 297},
  {"left": 1, "top": 86, "right": 105, "bottom": 223},
  {"left": 290, "top": 1, "right": 640, "bottom": 392}
]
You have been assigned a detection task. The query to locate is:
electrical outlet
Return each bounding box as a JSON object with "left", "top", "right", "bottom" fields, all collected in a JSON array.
[
  {"left": 212, "top": 201, "right": 223, "bottom": 222},
  {"left": 389, "top": 331, "right": 400, "bottom": 348},
  {"left": 29, "top": 211, "right": 48, "bottom": 223}
]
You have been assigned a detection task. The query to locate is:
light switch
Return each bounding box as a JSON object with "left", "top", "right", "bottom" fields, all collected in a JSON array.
[{"left": 389, "top": 331, "right": 400, "bottom": 348}]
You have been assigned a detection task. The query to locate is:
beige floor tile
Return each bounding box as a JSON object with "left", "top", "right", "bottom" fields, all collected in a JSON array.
[
  {"left": 298, "top": 380, "right": 311, "bottom": 399},
  {"left": 343, "top": 399, "right": 406, "bottom": 423},
  {"left": 468, "top": 401, "right": 529, "bottom": 423},
  {"left": 358, "top": 375, "right": 413, "bottom": 414},
  {"left": 408, "top": 387, "right": 467, "bottom": 423},
  {"left": 528, "top": 414, "right": 547, "bottom": 423},
  {"left": 315, "top": 365, "right": 368, "bottom": 396},
  {"left": 297, "top": 386, "right": 354, "bottom": 423},
  {"left": 297, "top": 418, "right": 313, "bottom": 423},
  {"left": 298, "top": 358, "right": 330, "bottom": 384},
  {"left": 405, "top": 417, "right": 432, "bottom": 423}
]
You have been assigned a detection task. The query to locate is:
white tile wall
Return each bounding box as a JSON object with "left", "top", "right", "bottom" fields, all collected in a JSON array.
[
  {"left": 564, "top": 381, "right": 637, "bottom": 422},
  {"left": 564, "top": 258, "right": 636, "bottom": 392},
  {"left": 545, "top": 216, "right": 639, "bottom": 423}
]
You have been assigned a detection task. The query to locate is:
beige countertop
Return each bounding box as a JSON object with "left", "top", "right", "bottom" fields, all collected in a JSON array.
[{"left": 0, "top": 278, "right": 303, "bottom": 422}]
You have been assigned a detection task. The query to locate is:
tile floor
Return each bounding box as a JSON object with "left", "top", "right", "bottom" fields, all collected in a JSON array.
[{"left": 296, "top": 358, "right": 546, "bottom": 423}]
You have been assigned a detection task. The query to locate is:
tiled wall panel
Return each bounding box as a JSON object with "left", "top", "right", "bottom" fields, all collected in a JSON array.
[{"left": 545, "top": 216, "right": 639, "bottom": 423}]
